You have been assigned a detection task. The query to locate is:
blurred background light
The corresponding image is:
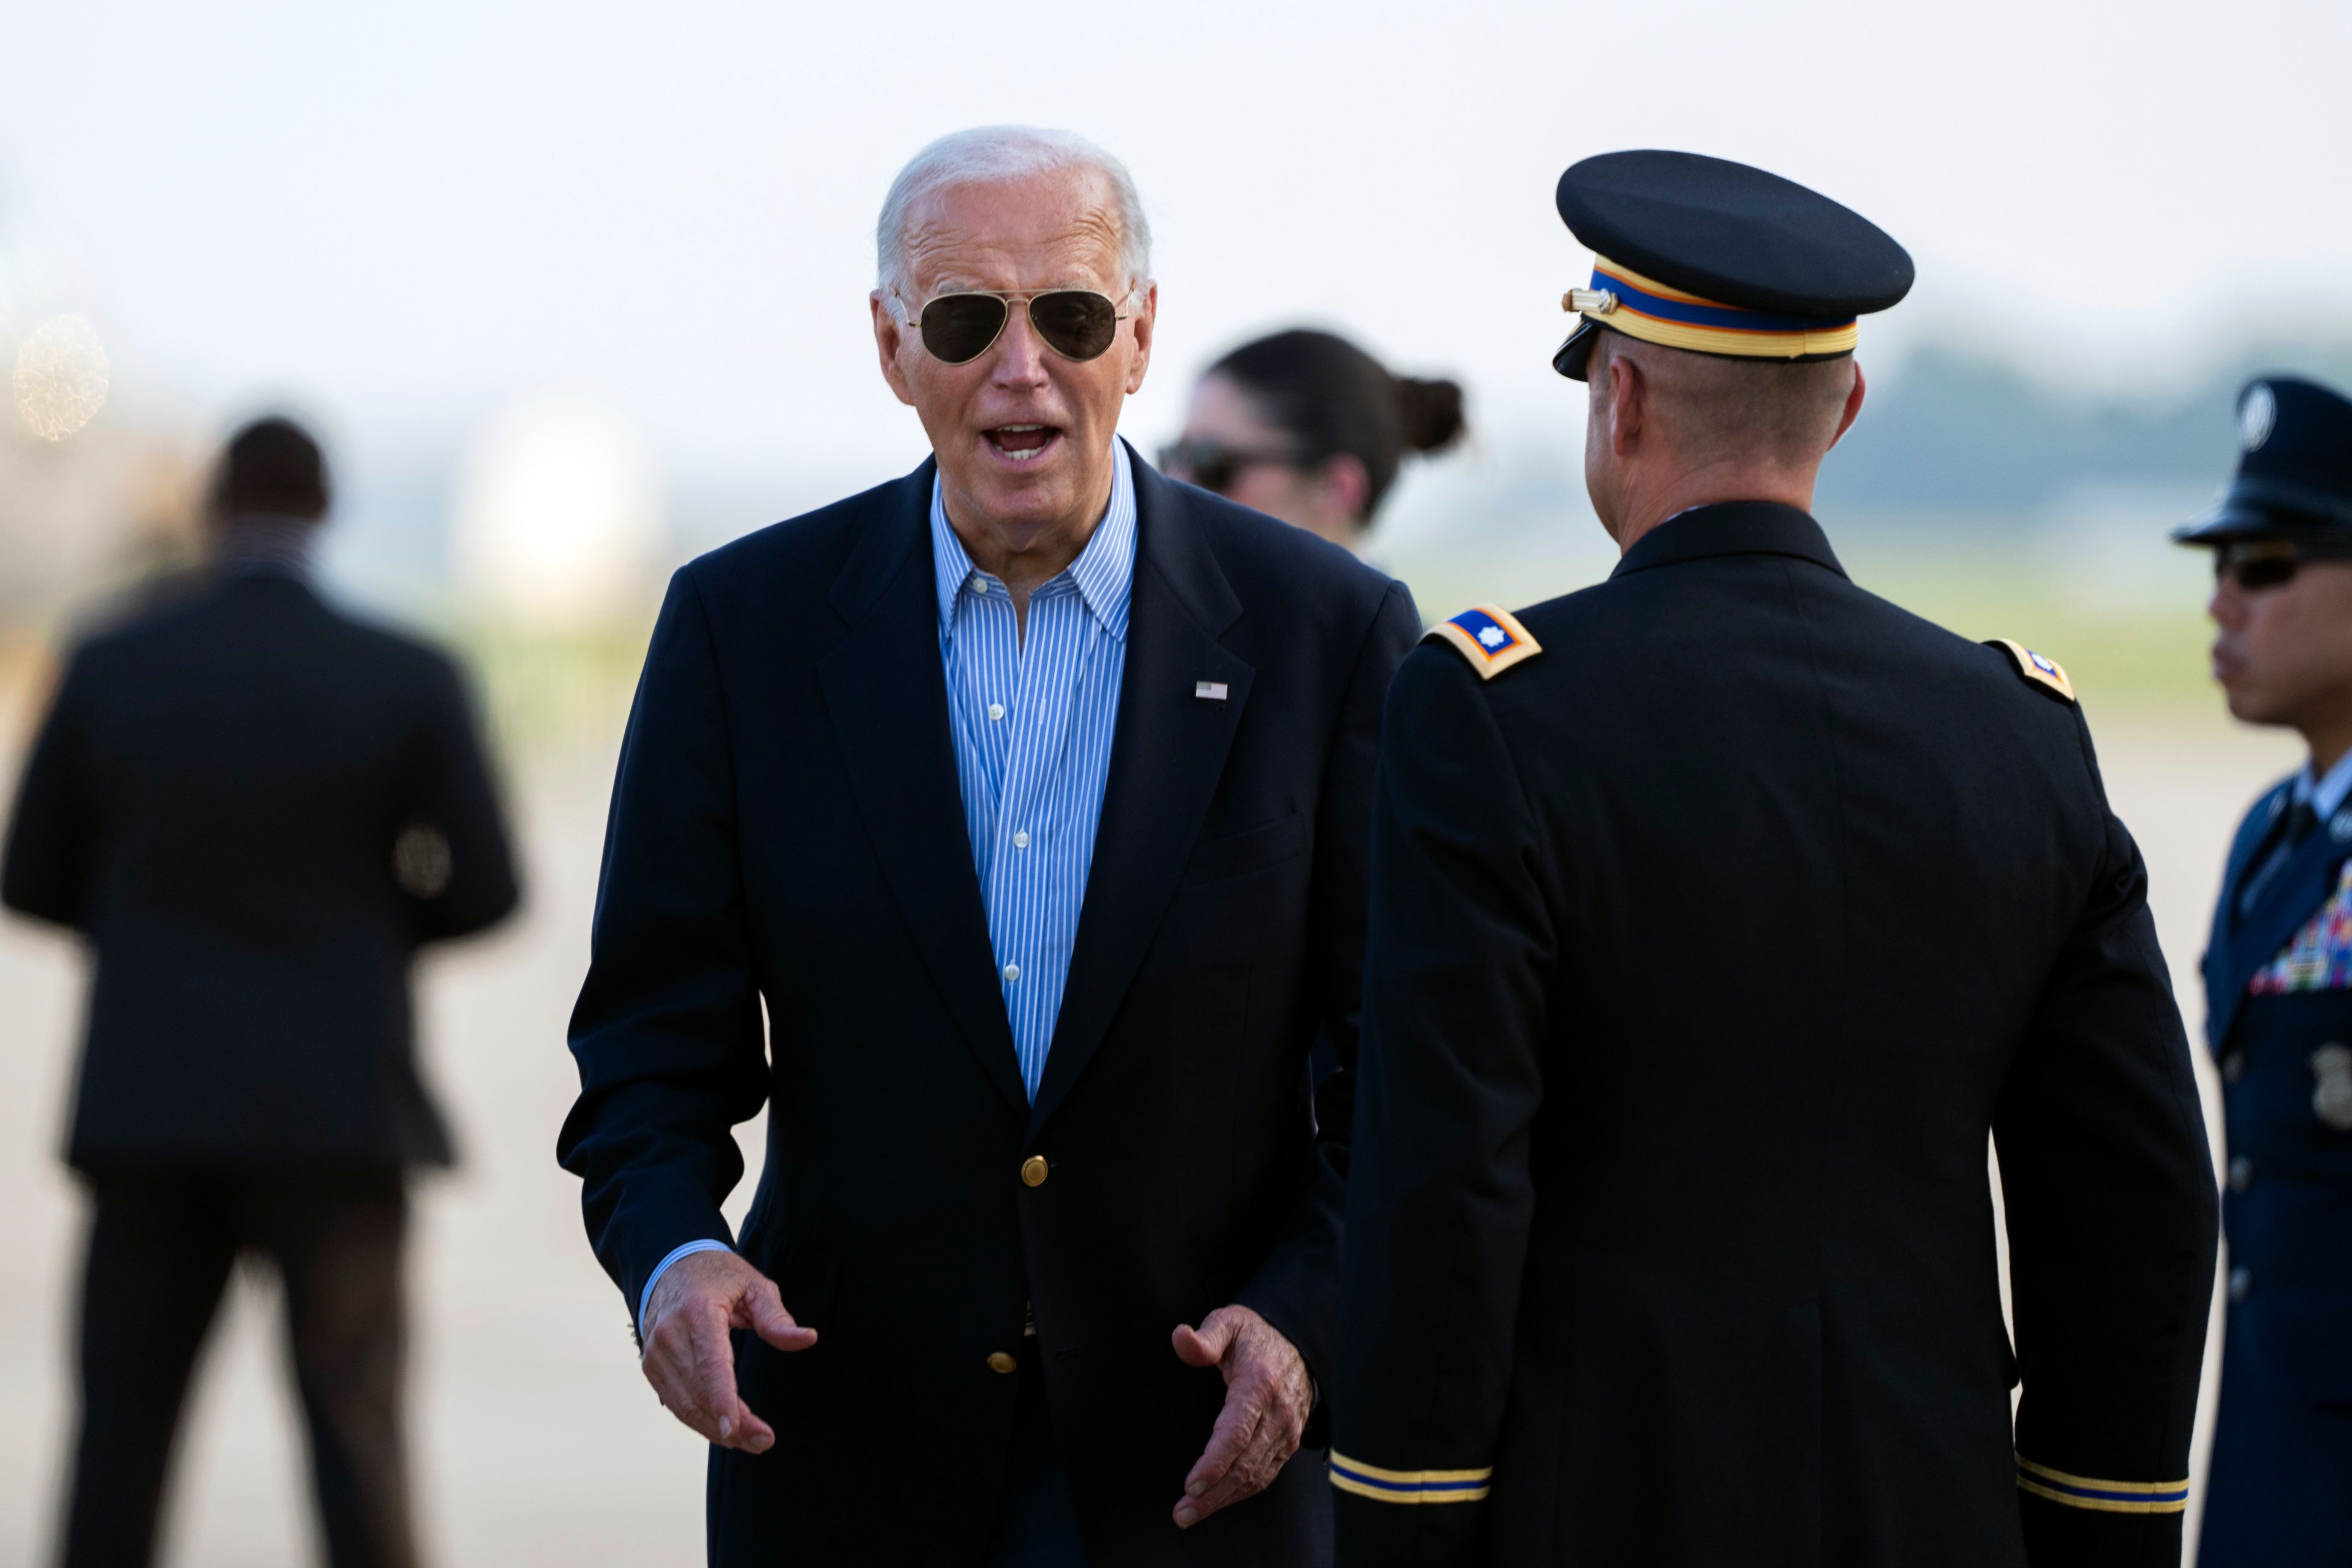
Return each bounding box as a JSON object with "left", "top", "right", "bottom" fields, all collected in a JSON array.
[
  {"left": 450, "top": 395, "right": 660, "bottom": 627},
  {"left": 10, "top": 314, "right": 108, "bottom": 442}
]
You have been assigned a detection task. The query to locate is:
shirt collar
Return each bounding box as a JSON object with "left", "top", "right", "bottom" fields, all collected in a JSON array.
[
  {"left": 930, "top": 440, "right": 1137, "bottom": 641},
  {"left": 2294, "top": 746, "right": 2352, "bottom": 821},
  {"left": 213, "top": 513, "right": 318, "bottom": 580}
]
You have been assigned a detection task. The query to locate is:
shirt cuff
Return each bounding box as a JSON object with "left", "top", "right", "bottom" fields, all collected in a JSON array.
[{"left": 638, "top": 1239, "right": 734, "bottom": 1341}]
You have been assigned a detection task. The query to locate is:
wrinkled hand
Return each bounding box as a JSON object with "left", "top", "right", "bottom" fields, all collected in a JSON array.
[
  {"left": 640, "top": 1250, "right": 816, "bottom": 1453},
  {"left": 1169, "top": 1305, "right": 1311, "bottom": 1529}
]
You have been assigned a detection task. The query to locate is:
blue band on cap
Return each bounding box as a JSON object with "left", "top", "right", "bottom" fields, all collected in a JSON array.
[{"left": 1592, "top": 265, "right": 1855, "bottom": 336}]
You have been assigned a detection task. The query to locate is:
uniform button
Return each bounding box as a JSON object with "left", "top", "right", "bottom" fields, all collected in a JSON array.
[
  {"left": 988, "top": 702, "right": 1006, "bottom": 721},
  {"left": 1013, "top": 830, "right": 1030, "bottom": 850},
  {"left": 2228, "top": 1156, "right": 2253, "bottom": 1194},
  {"left": 987, "top": 1352, "right": 1018, "bottom": 1374},
  {"left": 1003, "top": 962, "right": 1020, "bottom": 982},
  {"left": 1020, "top": 1155, "right": 1049, "bottom": 1187},
  {"left": 2228, "top": 1265, "right": 2252, "bottom": 1303},
  {"left": 2222, "top": 1052, "right": 2246, "bottom": 1085}
]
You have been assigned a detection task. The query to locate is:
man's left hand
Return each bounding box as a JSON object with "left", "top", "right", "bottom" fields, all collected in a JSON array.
[{"left": 1169, "top": 1305, "right": 1312, "bottom": 1529}]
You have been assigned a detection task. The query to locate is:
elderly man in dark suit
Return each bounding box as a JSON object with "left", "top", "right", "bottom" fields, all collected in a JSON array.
[
  {"left": 557, "top": 125, "right": 1417, "bottom": 1567},
  {"left": 3, "top": 416, "right": 519, "bottom": 1568}
]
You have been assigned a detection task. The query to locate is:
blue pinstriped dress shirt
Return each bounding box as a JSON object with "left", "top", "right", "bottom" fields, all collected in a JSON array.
[
  {"left": 931, "top": 442, "right": 1136, "bottom": 1101},
  {"left": 636, "top": 445, "right": 1137, "bottom": 1332}
]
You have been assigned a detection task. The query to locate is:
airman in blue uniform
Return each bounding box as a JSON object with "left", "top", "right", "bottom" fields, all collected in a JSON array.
[{"left": 2177, "top": 374, "right": 2352, "bottom": 1567}]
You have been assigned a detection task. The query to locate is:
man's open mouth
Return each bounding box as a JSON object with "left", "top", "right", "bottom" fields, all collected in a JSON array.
[{"left": 986, "top": 424, "right": 1061, "bottom": 464}]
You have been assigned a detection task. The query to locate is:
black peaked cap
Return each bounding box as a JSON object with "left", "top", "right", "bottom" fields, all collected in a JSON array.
[
  {"left": 1557, "top": 150, "right": 1914, "bottom": 318},
  {"left": 2176, "top": 375, "right": 2352, "bottom": 541}
]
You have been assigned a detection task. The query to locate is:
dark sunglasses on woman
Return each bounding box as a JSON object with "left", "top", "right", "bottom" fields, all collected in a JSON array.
[
  {"left": 1156, "top": 438, "right": 1311, "bottom": 497},
  {"left": 2215, "top": 537, "right": 2352, "bottom": 592},
  {"left": 898, "top": 288, "right": 1135, "bottom": 366}
]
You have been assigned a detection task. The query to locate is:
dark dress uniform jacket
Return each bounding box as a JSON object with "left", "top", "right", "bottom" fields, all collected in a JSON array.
[
  {"left": 558, "top": 454, "right": 1418, "bottom": 1566},
  {"left": 1332, "top": 504, "right": 2218, "bottom": 1568},
  {"left": 1, "top": 568, "right": 518, "bottom": 1169},
  {"left": 2196, "top": 777, "right": 2352, "bottom": 1566}
]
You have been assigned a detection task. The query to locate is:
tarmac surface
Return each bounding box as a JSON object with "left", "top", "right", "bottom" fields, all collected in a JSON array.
[{"left": 0, "top": 705, "right": 2300, "bottom": 1566}]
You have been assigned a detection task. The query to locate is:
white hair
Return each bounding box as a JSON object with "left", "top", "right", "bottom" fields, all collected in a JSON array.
[{"left": 875, "top": 126, "right": 1152, "bottom": 308}]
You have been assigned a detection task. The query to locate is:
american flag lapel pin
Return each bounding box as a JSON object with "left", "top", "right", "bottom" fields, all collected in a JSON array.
[{"left": 1194, "top": 680, "right": 1229, "bottom": 701}]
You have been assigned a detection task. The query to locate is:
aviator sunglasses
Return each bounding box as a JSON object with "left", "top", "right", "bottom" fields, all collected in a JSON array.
[
  {"left": 2214, "top": 538, "right": 2352, "bottom": 592},
  {"left": 899, "top": 288, "right": 1136, "bottom": 366}
]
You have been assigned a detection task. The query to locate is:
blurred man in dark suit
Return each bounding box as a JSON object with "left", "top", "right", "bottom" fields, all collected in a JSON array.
[{"left": 2, "top": 416, "right": 519, "bottom": 1568}]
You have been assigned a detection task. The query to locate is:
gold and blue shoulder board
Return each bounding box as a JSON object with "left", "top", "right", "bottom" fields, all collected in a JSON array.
[
  {"left": 1986, "top": 638, "right": 2075, "bottom": 704},
  {"left": 1426, "top": 603, "right": 1542, "bottom": 681}
]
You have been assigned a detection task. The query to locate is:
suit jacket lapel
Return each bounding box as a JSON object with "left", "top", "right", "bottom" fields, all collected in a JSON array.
[
  {"left": 1029, "top": 459, "right": 1253, "bottom": 1133},
  {"left": 817, "top": 461, "right": 1027, "bottom": 1117}
]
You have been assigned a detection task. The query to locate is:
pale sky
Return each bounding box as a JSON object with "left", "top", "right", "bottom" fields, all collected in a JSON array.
[{"left": 4, "top": 0, "right": 2349, "bottom": 481}]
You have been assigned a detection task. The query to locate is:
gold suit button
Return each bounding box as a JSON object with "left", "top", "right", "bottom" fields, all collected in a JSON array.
[
  {"left": 987, "top": 1352, "right": 1018, "bottom": 1374},
  {"left": 1020, "top": 1156, "right": 1049, "bottom": 1188}
]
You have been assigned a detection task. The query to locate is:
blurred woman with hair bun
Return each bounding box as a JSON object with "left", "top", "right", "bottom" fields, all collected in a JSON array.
[{"left": 1161, "top": 327, "right": 1466, "bottom": 552}]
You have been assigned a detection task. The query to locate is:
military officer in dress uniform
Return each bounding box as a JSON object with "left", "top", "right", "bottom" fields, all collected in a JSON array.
[
  {"left": 2176, "top": 375, "right": 2352, "bottom": 1568},
  {"left": 1329, "top": 149, "right": 2221, "bottom": 1568}
]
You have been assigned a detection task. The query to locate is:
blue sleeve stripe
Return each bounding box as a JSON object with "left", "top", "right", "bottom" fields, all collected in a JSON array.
[{"left": 1328, "top": 1451, "right": 1493, "bottom": 1504}]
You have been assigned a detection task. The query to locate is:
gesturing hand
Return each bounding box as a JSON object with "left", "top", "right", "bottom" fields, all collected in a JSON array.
[
  {"left": 640, "top": 1250, "right": 817, "bottom": 1453},
  {"left": 1169, "top": 1305, "right": 1312, "bottom": 1529}
]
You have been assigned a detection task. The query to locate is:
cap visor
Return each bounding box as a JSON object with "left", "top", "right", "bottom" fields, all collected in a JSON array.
[
  {"left": 1553, "top": 320, "right": 1600, "bottom": 382},
  {"left": 2174, "top": 478, "right": 2352, "bottom": 543}
]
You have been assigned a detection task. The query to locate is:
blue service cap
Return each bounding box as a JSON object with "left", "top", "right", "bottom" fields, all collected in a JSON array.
[
  {"left": 2175, "top": 376, "right": 2352, "bottom": 544},
  {"left": 1553, "top": 150, "right": 1913, "bottom": 381}
]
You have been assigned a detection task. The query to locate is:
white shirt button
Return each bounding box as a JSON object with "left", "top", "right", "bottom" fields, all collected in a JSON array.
[
  {"left": 988, "top": 703, "right": 1006, "bottom": 722},
  {"left": 970, "top": 577, "right": 988, "bottom": 595},
  {"left": 1003, "top": 963, "right": 1021, "bottom": 982},
  {"left": 1013, "top": 831, "right": 1030, "bottom": 850}
]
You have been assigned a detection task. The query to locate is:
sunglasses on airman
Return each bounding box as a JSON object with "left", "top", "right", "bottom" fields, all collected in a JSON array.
[
  {"left": 898, "top": 289, "right": 1135, "bottom": 366},
  {"left": 2214, "top": 538, "right": 2352, "bottom": 592}
]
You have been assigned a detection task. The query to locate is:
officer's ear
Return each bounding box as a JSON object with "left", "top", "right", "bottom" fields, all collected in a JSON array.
[
  {"left": 1826, "top": 361, "right": 1867, "bottom": 451},
  {"left": 1606, "top": 350, "right": 1649, "bottom": 458}
]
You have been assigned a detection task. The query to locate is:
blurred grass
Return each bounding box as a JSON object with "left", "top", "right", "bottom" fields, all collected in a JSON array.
[
  {"left": 1387, "top": 507, "right": 2220, "bottom": 719},
  {"left": 449, "top": 616, "right": 654, "bottom": 766},
  {"left": 425, "top": 506, "right": 2222, "bottom": 764}
]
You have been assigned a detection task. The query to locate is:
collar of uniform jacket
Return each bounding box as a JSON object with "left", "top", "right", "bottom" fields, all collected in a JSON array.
[
  {"left": 2293, "top": 743, "right": 2352, "bottom": 822},
  {"left": 929, "top": 437, "right": 1137, "bottom": 641},
  {"left": 1608, "top": 500, "right": 1849, "bottom": 581}
]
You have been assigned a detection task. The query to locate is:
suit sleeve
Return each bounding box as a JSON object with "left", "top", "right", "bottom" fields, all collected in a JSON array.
[
  {"left": 398, "top": 653, "right": 520, "bottom": 943},
  {"left": 1332, "top": 644, "right": 1555, "bottom": 1568},
  {"left": 557, "top": 569, "right": 771, "bottom": 1338},
  {"left": 1994, "top": 709, "right": 2220, "bottom": 1568},
  {"left": 2, "top": 652, "right": 99, "bottom": 930},
  {"left": 1232, "top": 578, "right": 1419, "bottom": 1419}
]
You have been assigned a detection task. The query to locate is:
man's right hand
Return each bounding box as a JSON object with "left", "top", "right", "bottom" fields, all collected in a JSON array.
[{"left": 639, "top": 1249, "right": 816, "bottom": 1452}]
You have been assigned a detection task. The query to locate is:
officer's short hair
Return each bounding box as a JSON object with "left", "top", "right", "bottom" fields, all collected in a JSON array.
[
  {"left": 1589, "top": 329, "right": 1855, "bottom": 470},
  {"left": 212, "top": 416, "right": 331, "bottom": 521}
]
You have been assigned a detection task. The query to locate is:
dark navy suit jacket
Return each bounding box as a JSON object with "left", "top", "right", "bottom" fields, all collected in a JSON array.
[
  {"left": 2, "top": 568, "right": 518, "bottom": 1169},
  {"left": 559, "top": 450, "right": 1417, "bottom": 1566},
  {"left": 2198, "top": 776, "right": 2352, "bottom": 1568}
]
